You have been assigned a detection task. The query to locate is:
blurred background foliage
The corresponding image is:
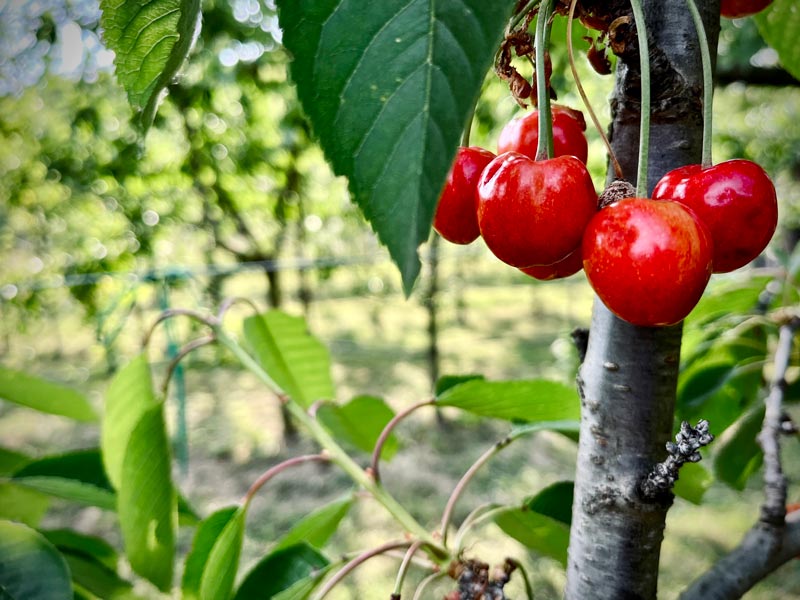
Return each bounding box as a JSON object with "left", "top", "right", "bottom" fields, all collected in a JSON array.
[{"left": 1, "top": 1, "right": 799, "bottom": 598}]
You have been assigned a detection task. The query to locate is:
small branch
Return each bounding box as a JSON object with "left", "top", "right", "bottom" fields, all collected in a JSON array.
[
  {"left": 439, "top": 436, "right": 514, "bottom": 547},
  {"left": 161, "top": 335, "right": 215, "bottom": 396},
  {"left": 678, "top": 512, "right": 800, "bottom": 600},
  {"left": 757, "top": 317, "right": 799, "bottom": 526},
  {"left": 370, "top": 399, "right": 434, "bottom": 483},
  {"left": 242, "top": 453, "right": 329, "bottom": 506},
  {"left": 392, "top": 540, "right": 427, "bottom": 598},
  {"left": 142, "top": 308, "right": 218, "bottom": 348},
  {"left": 313, "top": 541, "right": 412, "bottom": 600},
  {"left": 640, "top": 420, "right": 714, "bottom": 500}
]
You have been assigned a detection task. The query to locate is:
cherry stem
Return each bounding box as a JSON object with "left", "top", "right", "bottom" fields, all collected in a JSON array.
[
  {"left": 534, "top": 0, "right": 555, "bottom": 161},
  {"left": 242, "top": 453, "right": 329, "bottom": 506},
  {"left": 628, "top": 0, "right": 652, "bottom": 196},
  {"left": 370, "top": 398, "right": 435, "bottom": 483},
  {"left": 461, "top": 101, "right": 476, "bottom": 147},
  {"left": 439, "top": 435, "right": 515, "bottom": 547},
  {"left": 684, "top": 0, "right": 714, "bottom": 168},
  {"left": 312, "top": 540, "right": 412, "bottom": 600},
  {"left": 141, "top": 308, "right": 217, "bottom": 348},
  {"left": 567, "top": 0, "right": 624, "bottom": 180},
  {"left": 161, "top": 334, "right": 215, "bottom": 397},
  {"left": 392, "top": 540, "right": 427, "bottom": 596},
  {"left": 412, "top": 572, "right": 447, "bottom": 600}
]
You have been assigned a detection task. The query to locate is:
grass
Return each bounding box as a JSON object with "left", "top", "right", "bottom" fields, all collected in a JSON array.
[{"left": 1, "top": 253, "right": 798, "bottom": 599}]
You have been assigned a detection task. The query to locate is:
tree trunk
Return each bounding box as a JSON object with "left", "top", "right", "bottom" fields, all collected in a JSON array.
[{"left": 565, "top": 2, "right": 720, "bottom": 598}]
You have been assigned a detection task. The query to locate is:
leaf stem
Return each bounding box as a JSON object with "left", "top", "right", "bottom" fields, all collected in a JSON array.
[
  {"left": 567, "top": 0, "right": 624, "bottom": 179},
  {"left": 213, "top": 326, "right": 446, "bottom": 556},
  {"left": 392, "top": 540, "right": 427, "bottom": 597},
  {"left": 242, "top": 453, "right": 329, "bottom": 507},
  {"left": 507, "top": 558, "right": 535, "bottom": 600},
  {"left": 370, "top": 399, "right": 435, "bottom": 483},
  {"left": 628, "top": 0, "right": 651, "bottom": 196},
  {"left": 684, "top": 0, "right": 714, "bottom": 168},
  {"left": 534, "top": 0, "right": 555, "bottom": 161},
  {"left": 160, "top": 335, "right": 215, "bottom": 397}
]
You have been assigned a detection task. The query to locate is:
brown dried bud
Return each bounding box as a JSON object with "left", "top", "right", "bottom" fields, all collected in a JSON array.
[{"left": 599, "top": 179, "right": 636, "bottom": 209}]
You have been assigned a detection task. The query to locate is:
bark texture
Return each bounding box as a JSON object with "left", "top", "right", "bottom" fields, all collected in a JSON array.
[{"left": 564, "top": 2, "right": 720, "bottom": 599}]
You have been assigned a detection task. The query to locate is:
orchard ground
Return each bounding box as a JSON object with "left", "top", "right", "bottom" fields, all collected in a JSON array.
[{"left": 1, "top": 246, "right": 798, "bottom": 599}]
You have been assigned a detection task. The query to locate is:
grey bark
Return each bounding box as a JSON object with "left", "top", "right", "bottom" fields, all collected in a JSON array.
[{"left": 564, "top": 2, "right": 720, "bottom": 599}]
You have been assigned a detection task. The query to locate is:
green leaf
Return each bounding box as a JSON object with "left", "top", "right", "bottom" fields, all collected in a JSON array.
[
  {"left": 493, "top": 504, "right": 570, "bottom": 566},
  {"left": 673, "top": 462, "right": 713, "bottom": 505},
  {"left": 316, "top": 396, "right": 398, "bottom": 459},
  {"left": 714, "top": 404, "right": 765, "bottom": 491},
  {"left": 100, "top": 0, "right": 202, "bottom": 131},
  {"left": 277, "top": 0, "right": 517, "bottom": 292},
  {"left": 102, "top": 354, "right": 159, "bottom": 490},
  {"left": 0, "top": 366, "right": 96, "bottom": 422},
  {"left": 0, "top": 483, "right": 50, "bottom": 527},
  {"left": 525, "top": 481, "right": 574, "bottom": 525},
  {"left": 60, "top": 552, "right": 139, "bottom": 600},
  {"left": 271, "top": 566, "right": 335, "bottom": 600},
  {"left": 12, "top": 449, "right": 115, "bottom": 510},
  {"left": 274, "top": 497, "right": 352, "bottom": 552},
  {"left": 233, "top": 543, "right": 329, "bottom": 600},
  {"left": 199, "top": 507, "right": 246, "bottom": 600},
  {"left": 434, "top": 374, "right": 485, "bottom": 396},
  {"left": 0, "top": 520, "right": 72, "bottom": 600},
  {"left": 0, "top": 448, "right": 31, "bottom": 477},
  {"left": 40, "top": 530, "right": 118, "bottom": 571},
  {"left": 243, "top": 311, "right": 334, "bottom": 408},
  {"left": 118, "top": 405, "right": 177, "bottom": 592},
  {"left": 756, "top": 0, "right": 800, "bottom": 82},
  {"left": 182, "top": 506, "right": 239, "bottom": 600},
  {"left": 436, "top": 379, "right": 580, "bottom": 422}
]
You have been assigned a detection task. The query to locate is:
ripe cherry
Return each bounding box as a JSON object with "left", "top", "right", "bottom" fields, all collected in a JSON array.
[
  {"left": 720, "top": 0, "right": 773, "bottom": 18},
  {"left": 582, "top": 198, "right": 713, "bottom": 327},
  {"left": 652, "top": 159, "right": 777, "bottom": 273},
  {"left": 520, "top": 248, "right": 583, "bottom": 281},
  {"left": 433, "top": 147, "right": 496, "bottom": 244},
  {"left": 497, "top": 104, "right": 589, "bottom": 164},
  {"left": 477, "top": 152, "right": 597, "bottom": 268}
]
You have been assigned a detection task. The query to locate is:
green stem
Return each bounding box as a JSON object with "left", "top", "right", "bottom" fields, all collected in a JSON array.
[
  {"left": 629, "top": 0, "right": 651, "bottom": 196},
  {"left": 534, "top": 0, "right": 554, "bottom": 161},
  {"left": 461, "top": 101, "right": 476, "bottom": 147},
  {"left": 509, "top": 0, "right": 542, "bottom": 32},
  {"left": 214, "top": 326, "right": 446, "bottom": 557},
  {"left": 685, "top": 0, "right": 714, "bottom": 168},
  {"left": 392, "top": 540, "right": 426, "bottom": 596}
]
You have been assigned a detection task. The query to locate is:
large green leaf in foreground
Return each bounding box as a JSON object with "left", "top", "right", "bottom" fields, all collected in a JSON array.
[
  {"left": 100, "top": 0, "right": 201, "bottom": 131},
  {"left": 0, "top": 520, "right": 72, "bottom": 600},
  {"left": 277, "top": 0, "right": 517, "bottom": 292},
  {"left": 756, "top": 0, "right": 800, "bottom": 83}
]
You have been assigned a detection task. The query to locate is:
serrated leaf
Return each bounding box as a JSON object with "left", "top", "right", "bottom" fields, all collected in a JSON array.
[
  {"left": 233, "top": 543, "right": 329, "bottom": 600},
  {"left": 0, "top": 366, "right": 96, "bottom": 422},
  {"left": 278, "top": 0, "right": 517, "bottom": 292},
  {"left": 199, "top": 507, "right": 246, "bottom": 600},
  {"left": 714, "top": 404, "right": 765, "bottom": 491},
  {"left": 118, "top": 405, "right": 177, "bottom": 591},
  {"left": 316, "top": 396, "right": 398, "bottom": 459},
  {"left": 100, "top": 0, "right": 202, "bottom": 131},
  {"left": 673, "top": 462, "right": 713, "bottom": 505},
  {"left": 102, "top": 354, "right": 159, "bottom": 490},
  {"left": 182, "top": 506, "right": 239, "bottom": 600},
  {"left": 0, "top": 483, "right": 50, "bottom": 527},
  {"left": 274, "top": 497, "right": 352, "bottom": 552},
  {"left": 243, "top": 311, "right": 334, "bottom": 408},
  {"left": 755, "top": 0, "right": 800, "bottom": 83},
  {"left": 493, "top": 505, "right": 570, "bottom": 566},
  {"left": 436, "top": 379, "right": 580, "bottom": 423},
  {"left": 434, "top": 374, "right": 485, "bottom": 396},
  {"left": 0, "top": 520, "right": 72, "bottom": 600}
]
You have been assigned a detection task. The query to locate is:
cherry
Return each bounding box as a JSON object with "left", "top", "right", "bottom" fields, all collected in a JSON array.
[
  {"left": 520, "top": 248, "right": 583, "bottom": 281},
  {"left": 582, "top": 198, "right": 713, "bottom": 327},
  {"left": 652, "top": 159, "right": 777, "bottom": 273},
  {"left": 433, "top": 147, "right": 496, "bottom": 245},
  {"left": 497, "top": 104, "right": 589, "bottom": 164},
  {"left": 477, "top": 152, "right": 597, "bottom": 268},
  {"left": 720, "top": 0, "right": 773, "bottom": 18}
]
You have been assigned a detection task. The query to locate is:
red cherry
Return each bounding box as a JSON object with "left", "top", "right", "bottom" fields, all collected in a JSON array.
[
  {"left": 433, "top": 146, "right": 496, "bottom": 244},
  {"left": 497, "top": 104, "right": 589, "bottom": 164},
  {"left": 720, "top": 0, "right": 773, "bottom": 18},
  {"left": 520, "top": 248, "right": 583, "bottom": 281},
  {"left": 477, "top": 152, "right": 597, "bottom": 268},
  {"left": 582, "top": 198, "right": 713, "bottom": 327},
  {"left": 652, "top": 159, "right": 777, "bottom": 273}
]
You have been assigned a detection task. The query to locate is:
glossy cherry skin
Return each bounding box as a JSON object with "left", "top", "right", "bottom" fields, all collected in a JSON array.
[
  {"left": 582, "top": 198, "right": 713, "bottom": 327},
  {"left": 520, "top": 248, "right": 583, "bottom": 281},
  {"left": 477, "top": 152, "right": 597, "bottom": 268},
  {"left": 652, "top": 159, "right": 777, "bottom": 273},
  {"left": 433, "top": 146, "right": 496, "bottom": 244},
  {"left": 497, "top": 104, "right": 588, "bottom": 164},
  {"left": 720, "top": 0, "right": 773, "bottom": 18}
]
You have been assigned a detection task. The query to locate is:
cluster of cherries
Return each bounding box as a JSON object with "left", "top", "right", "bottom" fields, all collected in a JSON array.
[{"left": 433, "top": 105, "right": 778, "bottom": 327}]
